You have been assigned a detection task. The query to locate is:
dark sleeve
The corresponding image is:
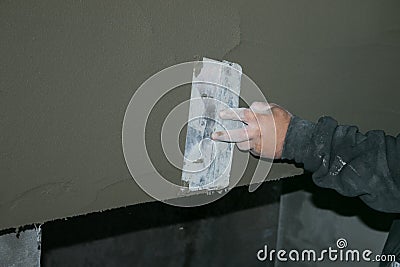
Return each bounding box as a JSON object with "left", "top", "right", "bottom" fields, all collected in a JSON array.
[{"left": 281, "top": 115, "right": 400, "bottom": 213}]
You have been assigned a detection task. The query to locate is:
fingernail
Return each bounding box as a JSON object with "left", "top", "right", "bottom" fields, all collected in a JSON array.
[
  {"left": 212, "top": 132, "right": 223, "bottom": 139},
  {"left": 219, "top": 110, "right": 226, "bottom": 117}
]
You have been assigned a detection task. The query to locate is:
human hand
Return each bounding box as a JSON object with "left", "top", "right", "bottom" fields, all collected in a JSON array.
[{"left": 211, "top": 102, "right": 292, "bottom": 159}]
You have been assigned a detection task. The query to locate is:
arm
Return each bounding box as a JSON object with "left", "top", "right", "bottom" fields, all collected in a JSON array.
[
  {"left": 212, "top": 102, "right": 400, "bottom": 213},
  {"left": 282, "top": 115, "right": 400, "bottom": 213}
]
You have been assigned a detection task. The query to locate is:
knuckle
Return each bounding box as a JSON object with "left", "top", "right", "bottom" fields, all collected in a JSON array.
[
  {"left": 243, "top": 108, "right": 250, "bottom": 118},
  {"left": 246, "top": 127, "right": 258, "bottom": 138},
  {"left": 254, "top": 142, "right": 262, "bottom": 153},
  {"left": 243, "top": 109, "right": 253, "bottom": 120}
]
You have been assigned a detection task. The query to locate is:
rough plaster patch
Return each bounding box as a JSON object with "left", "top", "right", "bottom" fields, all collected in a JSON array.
[{"left": 0, "top": 228, "right": 41, "bottom": 267}]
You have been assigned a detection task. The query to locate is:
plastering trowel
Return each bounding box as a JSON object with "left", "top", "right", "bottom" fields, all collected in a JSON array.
[{"left": 181, "top": 57, "right": 242, "bottom": 193}]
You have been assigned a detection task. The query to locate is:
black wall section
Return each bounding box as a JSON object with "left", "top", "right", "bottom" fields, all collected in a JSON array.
[
  {"left": 41, "top": 176, "right": 398, "bottom": 267},
  {"left": 42, "top": 182, "right": 281, "bottom": 267},
  {"left": 277, "top": 174, "right": 398, "bottom": 267}
]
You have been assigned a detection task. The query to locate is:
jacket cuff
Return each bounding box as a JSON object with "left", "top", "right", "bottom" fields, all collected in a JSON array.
[
  {"left": 281, "top": 116, "right": 315, "bottom": 164},
  {"left": 281, "top": 115, "right": 338, "bottom": 173}
]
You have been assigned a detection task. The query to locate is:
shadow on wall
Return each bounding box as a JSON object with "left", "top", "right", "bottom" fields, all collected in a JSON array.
[{"left": 281, "top": 170, "right": 399, "bottom": 232}]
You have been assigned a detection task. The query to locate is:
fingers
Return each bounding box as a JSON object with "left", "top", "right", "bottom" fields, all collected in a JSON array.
[
  {"left": 236, "top": 141, "right": 252, "bottom": 151},
  {"left": 219, "top": 102, "right": 276, "bottom": 122},
  {"left": 219, "top": 108, "right": 254, "bottom": 123},
  {"left": 211, "top": 128, "right": 252, "bottom": 142}
]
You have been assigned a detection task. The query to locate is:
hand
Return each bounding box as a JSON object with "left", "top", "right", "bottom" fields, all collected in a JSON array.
[{"left": 211, "top": 102, "right": 292, "bottom": 159}]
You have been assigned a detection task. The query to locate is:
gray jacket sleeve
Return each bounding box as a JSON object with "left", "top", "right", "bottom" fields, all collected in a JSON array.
[{"left": 281, "top": 116, "right": 400, "bottom": 213}]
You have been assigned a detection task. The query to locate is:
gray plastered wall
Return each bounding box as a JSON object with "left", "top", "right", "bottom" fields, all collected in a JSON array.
[{"left": 1, "top": 0, "right": 400, "bottom": 230}]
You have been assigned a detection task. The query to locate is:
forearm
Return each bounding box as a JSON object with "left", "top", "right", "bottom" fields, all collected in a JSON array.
[{"left": 282, "top": 116, "right": 400, "bottom": 213}]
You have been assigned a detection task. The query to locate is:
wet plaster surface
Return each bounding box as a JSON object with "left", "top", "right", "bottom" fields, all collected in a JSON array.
[{"left": 1, "top": 0, "right": 400, "bottom": 229}]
